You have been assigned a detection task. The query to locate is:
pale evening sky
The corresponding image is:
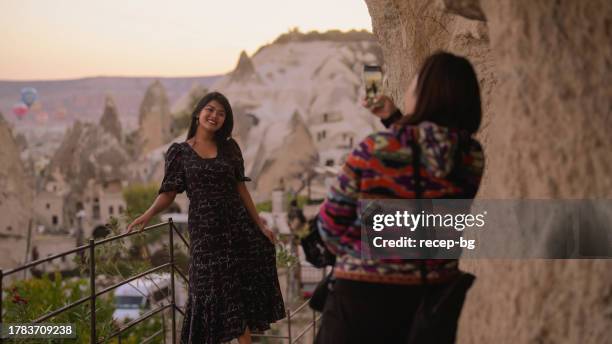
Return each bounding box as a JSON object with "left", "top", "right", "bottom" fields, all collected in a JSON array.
[{"left": 0, "top": 0, "right": 372, "bottom": 81}]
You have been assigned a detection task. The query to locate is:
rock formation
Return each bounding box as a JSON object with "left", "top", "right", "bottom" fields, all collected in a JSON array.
[
  {"left": 48, "top": 121, "right": 131, "bottom": 189},
  {"left": 365, "top": 0, "right": 611, "bottom": 342},
  {"left": 169, "top": 82, "right": 208, "bottom": 138},
  {"left": 253, "top": 111, "right": 318, "bottom": 197},
  {"left": 138, "top": 80, "right": 173, "bottom": 154},
  {"left": 229, "top": 51, "right": 262, "bottom": 84},
  {"left": 171, "top": 82, "right": 207, "bottom": 116},
  {"left": 46, "top": 120, "right": 131, "bottom": 222},
  {"left": 99, "top": 94, "right": 122, "bottom": 142},
  {"left": 0, "top": 116, "right": 33, "bottom": 270}
]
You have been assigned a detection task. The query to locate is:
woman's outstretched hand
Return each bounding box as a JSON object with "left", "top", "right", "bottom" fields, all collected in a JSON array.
[
  {"left": 126, "top": 214, "right": 152, "bottom": 233},
  {"left": 362, "top": 95, "right": 397, "bottom": 120},
  {"left": 259, "top": 217, "right": 277, "bottom": 245}
]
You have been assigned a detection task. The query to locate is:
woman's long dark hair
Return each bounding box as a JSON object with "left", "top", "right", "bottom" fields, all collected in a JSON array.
[
  {"left": 186, "top": 91, "right": 238, "bottom": 157},
  {"left": 399, "top": 51, "right": 482, "bottom": 134}
]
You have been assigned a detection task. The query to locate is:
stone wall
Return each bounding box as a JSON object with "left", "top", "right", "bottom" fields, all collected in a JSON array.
[{"left": 364, "top": 0, "right": 611, "bottom": 343}]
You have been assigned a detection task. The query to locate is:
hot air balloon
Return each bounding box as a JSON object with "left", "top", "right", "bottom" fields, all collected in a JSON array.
[
  {"left": 20, "top": 87, "right": 38, "bottom": 108},
  {"left": 12, "top": 102, "right": 28, "bottom": 119}
]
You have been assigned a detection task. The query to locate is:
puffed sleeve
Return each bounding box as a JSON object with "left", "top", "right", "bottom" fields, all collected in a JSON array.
[
  {"left": 228, "top": 138, "right": 252, "bottom": 182},
  {"left": 158, "top": 143, "right": 186, "bottom": 194}
]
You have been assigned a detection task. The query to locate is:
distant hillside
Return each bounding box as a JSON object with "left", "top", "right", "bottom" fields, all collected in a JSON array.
[
  {"left": 254, "top": 28, "right": 377, "bottom": 54},
  {"left": 278, "top": 28, "right": 374, "bottom": 42},
  {"left": 0, "top": 76, "right": 221, "bottom": 131}
]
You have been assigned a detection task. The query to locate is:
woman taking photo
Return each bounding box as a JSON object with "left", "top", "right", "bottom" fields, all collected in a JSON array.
[
  {"left": 315, "top": 51, "right": 485, "bottom": 343},
  {"left": 127, "top": 92, "right": 286, "bottom": 344}
]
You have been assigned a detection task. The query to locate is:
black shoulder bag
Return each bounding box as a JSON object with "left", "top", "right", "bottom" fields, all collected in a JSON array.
[
  {"left": 405, "top": 139, "right": 476, "bottom": 344},
  {"left": 301, "top": 216, "right": 336, "bottom": 268},
  {"left": 301, "top": 216, "right": 336, "bottom": 312}
]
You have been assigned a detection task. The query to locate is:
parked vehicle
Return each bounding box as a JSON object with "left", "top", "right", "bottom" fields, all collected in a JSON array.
[{"left": 113, "top": 273, "right": 171, "bottom": 322}]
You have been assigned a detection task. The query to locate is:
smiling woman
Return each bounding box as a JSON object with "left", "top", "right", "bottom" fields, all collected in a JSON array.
[
  {"left": 126, "top": 91, "right": 285, "bottom": 344},
  {"left": 0, "top": 0, "right": 372, "bottom": 80}
]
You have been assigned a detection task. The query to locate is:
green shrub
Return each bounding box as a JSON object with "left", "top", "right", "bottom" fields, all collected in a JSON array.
[{"left": 3, "top": 272, "right": 165, "bottom": 344}]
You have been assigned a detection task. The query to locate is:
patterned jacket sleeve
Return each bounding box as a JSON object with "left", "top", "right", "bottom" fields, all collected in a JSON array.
[
  {"left": 316, "top": 135, "right": 373, "bottom": 256},
  {"left": 158, "top": 143, "right": 186, "bottom": 194}
]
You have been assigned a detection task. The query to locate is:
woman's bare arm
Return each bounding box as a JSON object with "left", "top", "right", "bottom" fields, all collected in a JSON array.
[
  {"left": 236, "top": 182, "right": 276, "bottom": 243},
  {"left": 237, "top": 182, "right": 264, "bottom": 228},
  {"left": 126, "top": 191, "right": 177, "bottom": 232}
]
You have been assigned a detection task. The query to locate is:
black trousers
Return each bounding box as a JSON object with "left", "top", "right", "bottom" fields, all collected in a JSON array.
[{"left": 315, "top": 278, "right": 451, "bottom": 344}]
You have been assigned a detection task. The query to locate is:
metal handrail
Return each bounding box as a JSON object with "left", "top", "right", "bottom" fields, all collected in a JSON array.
[
  {"left": 174, "top": 266, "right": 189, "bottom": 284},
  {"left": 170, "top": 221, "right": 190, "bottom": 249},
  {"left": 27, "top": 249, "right": 172, "bottom": 324},
  {"left": 292, "top": 313, "right": 322, "bottom": 343},
  {"left": 1, "top": 219, "right": 326, "bottom": 343},
  {"left": 251, "top": 333, "right": 290, "bottom": 339},
  {"left": 94, "top": 221, "right": 169, "bottom": 246},
  {"left": 95, "top": 263, "right": 172, "bottom": 299},
  {"left": 289, "top": 297, "right": 312, "bottom": 317},
  {"left": 100, "top": 303, "right": 172, "bottom": 343},
  {"left": 3, "top": 221, "right": 168, "bottom": 277},
  {"left": 4, "top": 243, "right": 90, "bottom": 276},
  {"left": 1, "top": 221, "right": 181, "bottom": 344},
  {"left": 249, "top": 298, "right": 323, "bottom": 343},
  {"left": 141, "top": 328, "right": 165, "bottom": 344},
  {"left": 32, "top": 294, "right": 90, "bottom": 323}
]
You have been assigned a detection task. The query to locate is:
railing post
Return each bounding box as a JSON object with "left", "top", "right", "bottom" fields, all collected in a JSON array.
[
  {"left": 162, "top": 312, "right": 167, "bottom": 344},
  {"left": 312, "top": 308, "right": 316, "bottom": 344},
  {"left": 287, "top": 307, "right": 292, "bottom": 344},
  {"left": 1, "top": 269, "right": 4, "bottom": 344},
  {"left": 169, "top": 219, "right": 177, "bottom": 344},
  {"left": 89, "top": 239, "right": 96, "bottom": 344}
]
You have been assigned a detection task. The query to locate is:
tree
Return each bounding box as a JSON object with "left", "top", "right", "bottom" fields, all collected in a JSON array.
[{"left": 122, "top": 183, "right": 162, "bottom": 259}]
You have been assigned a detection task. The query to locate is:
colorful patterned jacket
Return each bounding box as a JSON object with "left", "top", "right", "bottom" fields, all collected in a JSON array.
[{"left": 317, "top": 119, "right": 484, "bottom": 284}]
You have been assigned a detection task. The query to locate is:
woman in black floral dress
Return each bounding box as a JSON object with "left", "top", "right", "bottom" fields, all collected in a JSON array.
[{"left": 127, "top": 92, "right": 286, "bottom": 344}]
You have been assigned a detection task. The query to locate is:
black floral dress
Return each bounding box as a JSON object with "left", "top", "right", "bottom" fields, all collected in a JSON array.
[{"left": 158, "top": 139, "right": 286, "bottom": 344}]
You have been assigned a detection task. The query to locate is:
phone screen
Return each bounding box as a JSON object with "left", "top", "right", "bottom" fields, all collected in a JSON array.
[{"left": 363, "top": 65, "right": 382, "bottom": 106}]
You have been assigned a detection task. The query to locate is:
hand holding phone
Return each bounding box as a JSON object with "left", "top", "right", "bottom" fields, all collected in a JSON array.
[{"left": 362, "top": 95, "right": 397, "bottom": 120}]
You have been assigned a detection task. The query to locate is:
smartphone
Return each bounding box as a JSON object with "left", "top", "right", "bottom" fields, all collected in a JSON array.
[{"left": 363, "top": 65, "right": 383, "bottom": 107}]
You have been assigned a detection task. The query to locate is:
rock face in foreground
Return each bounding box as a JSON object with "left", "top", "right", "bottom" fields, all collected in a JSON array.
[
  {"left": 0, "top": 116, "right": 32, "bottom": 270},
  {"left": 365, "top": 0, "right": 611, "bottom": 343}
]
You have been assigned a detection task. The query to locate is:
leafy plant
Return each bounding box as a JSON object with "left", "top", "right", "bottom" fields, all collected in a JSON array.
[
  {"left": 275, "top": 243, "right": 298, "bottom": 269},
  {"left": 256, "top": 194, "right": 310, "bottom": 213},
  {"left": 2, "top": 272, "right": 117, "bottom": 343},
  {"left": 122, "top": 183, "right": 161, "bottom": 225},
  {"left": 256, "top": 201, "right": 272, "bottom": 212}
]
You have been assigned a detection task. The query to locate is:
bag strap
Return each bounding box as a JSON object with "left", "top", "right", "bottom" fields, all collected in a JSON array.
[
  {"left": 410, "top": 140, "right": 423, "bottom": 199},
  {"left": 408, "top": 132, "right": 429, "bottom": 286}
]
